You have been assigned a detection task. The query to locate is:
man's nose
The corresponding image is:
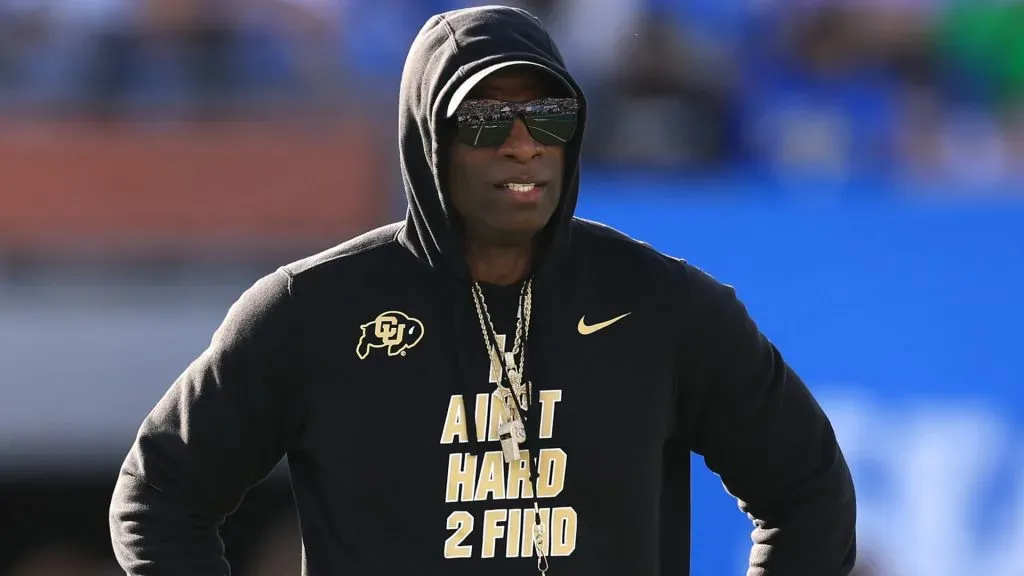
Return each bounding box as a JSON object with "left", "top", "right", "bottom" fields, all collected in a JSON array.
[{"left": 498, "top": 117, "right": 543, "bottom": 163}]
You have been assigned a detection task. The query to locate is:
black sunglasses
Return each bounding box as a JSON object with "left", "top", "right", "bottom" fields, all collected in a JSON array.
[{"left": 454, "top": 97, "right": 580, "bottom": 148}]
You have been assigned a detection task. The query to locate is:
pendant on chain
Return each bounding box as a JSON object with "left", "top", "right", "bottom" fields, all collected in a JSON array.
[
  {"left": 507, "top": 368, "right": 529, "bottom": 410},
  {"left": 498, "top": 393, "right": 527, "bottom": 462},
  {"left": 498, "top": 419, "right": 524, "bottom": 462}
]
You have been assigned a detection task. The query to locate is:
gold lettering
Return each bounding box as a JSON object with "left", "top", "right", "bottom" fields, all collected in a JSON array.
[
  {"left": 536, "top": 448, "right": 567, "bottom": 498},
  {"left": 443, "top": 511, "right": 474, "bottom": 559},
  {"left": 505, "top": 451, "right": 534, "bottom": 500},
  {"left": 445, "top": 453, "right": 477, "bottom": 503},
  {"left": 375, "top": 315, "right": 405, "bottom": 345},
  {"left": 505, "top": 508, "right": 523, "bottom": 558},
  {"left": 441, "top": 372, "right": 577, "bottom": 560},
  {"left": 480, "top": 509, "right": 507, "bottom": 559},
  {"left": 550, "top": 507, "right": 578, "bottom": 557},
  {"left": 473, "top": 451, "right": 506, "bottom": 501},
  {"left": 474, "top": 393, "right": 489, "bottom": 443},
  {"left": 538, "top": 390, "right": 563, "bottom": 439},
  {"left": 440, "top": 395, "right": 468, "bottom": 444}
]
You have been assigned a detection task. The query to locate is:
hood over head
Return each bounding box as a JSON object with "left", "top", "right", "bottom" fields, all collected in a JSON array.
[{"left": 396, "top": 5, "right": 587, "bottom": 282}]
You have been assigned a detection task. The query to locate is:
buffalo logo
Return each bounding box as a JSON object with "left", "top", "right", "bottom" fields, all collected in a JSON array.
[{"left": 356, "top": 310, "right": 425, "bottom": 360}]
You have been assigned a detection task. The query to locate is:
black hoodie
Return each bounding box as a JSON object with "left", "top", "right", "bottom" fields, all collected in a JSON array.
[{"left": 110, "top": 6, "right": 857, "bottom": 576}]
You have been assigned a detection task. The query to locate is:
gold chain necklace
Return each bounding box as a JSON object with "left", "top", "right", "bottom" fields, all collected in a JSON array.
[
  {"left": 468, "top": 279, "right": 549, "bottom": 575},
  {"left": 470, "top": 279, "right": 532, "bottom": 408}
]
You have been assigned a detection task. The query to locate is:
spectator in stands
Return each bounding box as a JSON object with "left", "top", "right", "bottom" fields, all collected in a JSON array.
[
  {"left": 738, "top": 3, "right": 904, "bottom": 183},
  {"left": 0, "top": 0, "right": 55, "bottom": 109},
  {"left": 589, "top": 7, "right": 737, "bottom": 171},
  {"left": 928, "top": 0, "right": 1024, "bottom": 186},
  {"left": 83, "top": 0, "right": 241, "bottom": 118},
  {"left": 246, "top": 0, "right": 346, "bottom": 115}
]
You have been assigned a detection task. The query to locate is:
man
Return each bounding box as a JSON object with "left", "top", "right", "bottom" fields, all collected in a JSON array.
[{"left": 109, "top": 5, "right": 857, "bottom": 576}]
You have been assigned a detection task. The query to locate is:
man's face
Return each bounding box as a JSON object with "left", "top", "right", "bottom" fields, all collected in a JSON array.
[{"left": 448, "top": 67, "right": 568, "bottom": 246}]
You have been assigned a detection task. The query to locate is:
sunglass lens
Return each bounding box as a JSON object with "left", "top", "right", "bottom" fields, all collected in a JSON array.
[
  {"left": 525, "top": 113, "right": 577, "bottom": 145},
  {"left": 457, "top": 121, "right": 513, "bottom": 147}
]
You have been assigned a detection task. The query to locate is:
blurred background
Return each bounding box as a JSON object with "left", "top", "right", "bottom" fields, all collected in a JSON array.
[{"left": 0, "top": 0, "right": 1022, "bottom": 574}]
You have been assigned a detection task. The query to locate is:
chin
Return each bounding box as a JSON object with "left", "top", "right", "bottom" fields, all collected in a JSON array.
[
  {"left": 486, "top": 220, "right": 548, "bottom": 246},
  {"left": 509, "top": 213, "right": 555, "bottom": 235}
]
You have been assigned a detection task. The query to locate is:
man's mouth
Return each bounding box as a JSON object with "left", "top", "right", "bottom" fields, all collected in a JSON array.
[{"left": 502, "top": 183, "right": 538, "bottom": 193}]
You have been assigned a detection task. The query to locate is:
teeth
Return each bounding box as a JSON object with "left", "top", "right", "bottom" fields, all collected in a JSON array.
[{"left": 505, "top": 183, "right": 536, "bottom": 193}]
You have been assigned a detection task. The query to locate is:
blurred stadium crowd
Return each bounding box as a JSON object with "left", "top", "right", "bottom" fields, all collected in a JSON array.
[{"left": 1, "top": 0, "right": 1023, "bottom": 186}]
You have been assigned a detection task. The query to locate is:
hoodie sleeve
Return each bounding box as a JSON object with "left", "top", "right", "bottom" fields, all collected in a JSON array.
[
  {"left": 678, "top": 265, "right": 856, "bottom": 576},
  {"left": 109, "top": 268, "right": 305, "bottom": 576}
]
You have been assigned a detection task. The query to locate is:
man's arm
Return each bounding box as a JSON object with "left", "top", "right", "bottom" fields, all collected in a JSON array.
[
  {"left": 679, "top": 265, "right": 856, "bottom": 575},
  {"left": 109, "top": 269, "right": 305, "bottom": 575}
]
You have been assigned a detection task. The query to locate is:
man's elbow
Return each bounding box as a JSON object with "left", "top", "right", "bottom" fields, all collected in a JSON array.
[
  {"left": 804, "top": 439, "right": 857, "bottom": 534},
  {"left": 802, "top": 448, "right": 857, "bottom": 567}
]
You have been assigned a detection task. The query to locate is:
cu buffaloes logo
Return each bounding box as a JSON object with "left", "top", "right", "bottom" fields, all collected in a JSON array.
[{"left": 356, "top": 310, "right": 425, "bottom": 360}]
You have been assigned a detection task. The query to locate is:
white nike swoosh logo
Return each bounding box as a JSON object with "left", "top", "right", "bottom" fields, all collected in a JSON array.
[{"left": 577, "top": 313, "right": 631, "bottom": 335}]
